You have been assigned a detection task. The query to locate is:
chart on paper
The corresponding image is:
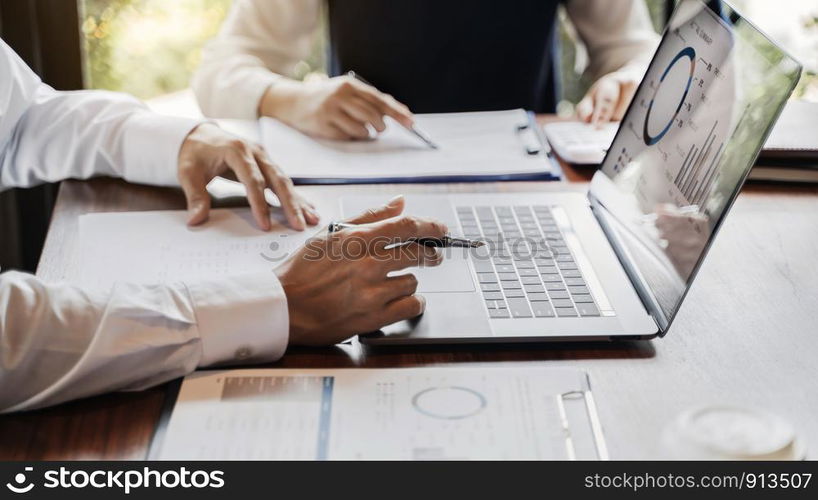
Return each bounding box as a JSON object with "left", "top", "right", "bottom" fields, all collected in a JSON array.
[{"left": 157, "top": 368, "right": 607, "bottom": 460}]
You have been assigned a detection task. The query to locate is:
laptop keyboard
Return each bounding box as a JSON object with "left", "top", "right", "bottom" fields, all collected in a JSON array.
[{"left": 456, "top": 205, "right": 600, "bottom": 319}]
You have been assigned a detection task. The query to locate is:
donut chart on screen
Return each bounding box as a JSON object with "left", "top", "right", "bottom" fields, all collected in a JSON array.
[{"left": 643, "top": 46, "right": 696, "bottom": 146}]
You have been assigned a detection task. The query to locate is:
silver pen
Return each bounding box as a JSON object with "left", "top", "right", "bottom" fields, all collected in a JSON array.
[{"left": 346, "top": 71, "right": 439, "bottom": 149}]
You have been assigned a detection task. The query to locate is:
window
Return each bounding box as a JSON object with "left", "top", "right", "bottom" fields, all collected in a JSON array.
[
  {"left": 81, "top": 0, "right": 232, "bottom": 100},
  {"left": 80, "top": 0, "right": 815, "bottom": 104}
]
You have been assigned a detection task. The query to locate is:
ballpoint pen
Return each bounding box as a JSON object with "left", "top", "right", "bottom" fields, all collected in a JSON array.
[
  {"left": 346, "top": 71, "right": 440, "bottom": 149},
  {"left": 328, "top": 221, "right": 485, "bottom": 248}
]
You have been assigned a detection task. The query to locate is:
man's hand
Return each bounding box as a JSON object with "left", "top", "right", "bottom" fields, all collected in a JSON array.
[
  {"left": 576, "top": 70, "right": 640, "bottom": 126},
  {"left": 259, "top": 76, "right": 414, "bottom": 141},
  {"left": 274, "top": 195, "right": 446, "bottom": 346},
  {"left": 177, "top": 123, "right": 319, "bottom": 231}
]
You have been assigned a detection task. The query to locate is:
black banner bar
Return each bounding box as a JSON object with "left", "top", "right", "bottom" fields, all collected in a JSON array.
[{"left": 0, "top": 461, "right": 815, "bottom": 499}]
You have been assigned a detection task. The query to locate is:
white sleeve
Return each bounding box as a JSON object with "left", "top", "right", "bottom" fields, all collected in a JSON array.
[
  {"left": 566, "top": 0, "right": 660, "bottom": 81},
  {"left": 0, "top": 38, "right": 202, "bottom": 191},
  {"left": 192, "top": 0, "right": 322, "bottom": 119},
  {"left": 0, "top": 271, "right": 289, "bottom": 413}
]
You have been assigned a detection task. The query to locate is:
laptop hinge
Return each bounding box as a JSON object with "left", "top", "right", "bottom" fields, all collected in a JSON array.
[{"left": 586, "top": 185, "right": 669, "bottom": 334}]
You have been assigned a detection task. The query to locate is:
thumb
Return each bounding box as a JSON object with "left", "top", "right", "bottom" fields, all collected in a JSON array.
[
  {"left": 346, "top": 195, "right": 405, "bottom": 224},
  {"left": 180, "top": 172, "right": 212, "bottom": 226}
]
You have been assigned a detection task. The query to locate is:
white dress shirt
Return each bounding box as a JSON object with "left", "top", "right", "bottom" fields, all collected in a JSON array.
[
  {"left": 0, "top": 39, "right": 289, "bottom": 413},
  {"left": 192, "top": 0, "right": 660, "bottom": 119}
]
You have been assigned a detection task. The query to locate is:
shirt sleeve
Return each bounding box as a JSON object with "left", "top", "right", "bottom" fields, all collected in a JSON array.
[
  {"left": 566, "top": 0, "right": 661, "bottom": 81},
  {"left": 192, "top": 0, "right": 322, "bottom": 119},
  {"left": 0, "top": 38, "right": 202, "bottom": 191},
  {"left": 0, "top": 271, "right": 289, "bottom": 413}
]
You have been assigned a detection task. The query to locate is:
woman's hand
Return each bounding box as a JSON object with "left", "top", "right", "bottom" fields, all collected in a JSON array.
[
  {"left": 260, "top": 76, "right": 414, "bottom": 141},
  {"left": 576, "top": 70, "right": 640, "bottom": 126}
]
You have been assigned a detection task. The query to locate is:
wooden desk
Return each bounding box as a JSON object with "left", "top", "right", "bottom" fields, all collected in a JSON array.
[{"left": 2, "top": 140, "right": 818, "bottom": 460}]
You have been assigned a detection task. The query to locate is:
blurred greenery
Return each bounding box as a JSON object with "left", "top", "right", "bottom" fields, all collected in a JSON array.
[
  {"left": 82, "top": 0, "right": 231, "bottom": 98},
  {"left": 82, "top": 0, "right": 816, "bottom": 104}
]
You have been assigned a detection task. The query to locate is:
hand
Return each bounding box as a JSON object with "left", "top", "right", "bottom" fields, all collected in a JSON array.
[
  {"left": 177, "top": 123, "right": 320, "bottom": 231},
  {"left": 274, "top": 195, "right": 446, "bottom": 346},
  {"left": 259, "top": 76, "right": 414, "bottom": 141},
  {"left": 576, "top": 70, "right": 640, "bottom": 126},
  {"left": 653, "top": 204, "right": 710, "bottom": 280}
]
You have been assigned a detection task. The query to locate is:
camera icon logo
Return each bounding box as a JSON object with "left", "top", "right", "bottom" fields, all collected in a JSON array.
[{"left": 6, "top": 467, "right": 34, "bottom": 494}]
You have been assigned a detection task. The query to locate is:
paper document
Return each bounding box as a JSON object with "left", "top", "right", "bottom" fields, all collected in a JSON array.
[
  {"left": 75, "top": 208, "right": 314, "bottom": 289},
  {"left": 155, "top": 367, "right": 607, "bottom": 460},
  {"left": 76, "top": 206, "right": 468, "bottom": 293},
  {"left": 260, "top": 109, "right": 554, "bottom": 181}
]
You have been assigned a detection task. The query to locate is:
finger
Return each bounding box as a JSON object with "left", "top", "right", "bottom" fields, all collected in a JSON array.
[
  {"left": 591, "top": 80, "right": 618, "bottom": 126},
  {"left": 330, "top": 109, "right": 370, "bottom": 140},
  {"left": 345, "top": 195, "right": 405, "bottom": 224},
  {"left": 341, "top": 96, "right": 387, "bottom": 133},
  {"left": 612, "top": 80, "right": 636, "bottom": 121},
  {"left": 576, "top": 93, "right": 594, "bottom": 123},
  {"left": 315, "top": 122, "right": 353, "bottom": 141},
  {"left": 226, "top": 149, "right": 272, "bottom": 231},
  {"left": 255, "top": 151, "right": 306, "bottom": 231},
  {"left": 379, "top": 295, "right": 427, "bottom": 325},
  {"left": 367, "top": 215, "right": 448, "bottom": 244},
  {"left": 377, "top": 243, "right": 443, "bottom": 273},
  {"left": 378, "top": 273, "right": 420, "bottom": 303},
  {"left": 303, "top": 205, "right": 321, "bottom": 226},
  {"left": 178, "top": 166, "right": 212, "bottom": 226},
  {"left": 351, "top": 81, "right": 414, "bottom": 128}
]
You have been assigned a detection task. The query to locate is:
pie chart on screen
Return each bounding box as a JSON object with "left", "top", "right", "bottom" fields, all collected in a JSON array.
[{"left": 643, "top": 46, "right": 696, "bottom": 146}]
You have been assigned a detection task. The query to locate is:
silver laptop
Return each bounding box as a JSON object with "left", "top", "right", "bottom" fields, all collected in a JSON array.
[{"left": 343, "top": 0, "right": 802, "bottom": 345}]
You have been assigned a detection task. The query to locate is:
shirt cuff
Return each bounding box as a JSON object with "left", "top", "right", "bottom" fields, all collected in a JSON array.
[
  {"left": 121, "top": 112, "right": 205, "bottom": 186},
  {"left": 223, "top": 67, "right": 281, "bottom": 120},
  {"left": 186, "top": 272, "right": 289, "bottom": 366}
]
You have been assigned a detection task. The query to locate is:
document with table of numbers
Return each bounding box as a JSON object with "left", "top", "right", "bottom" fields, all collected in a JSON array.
[{"left": 155, "top": 367, "right": 608, "bottom": 460}]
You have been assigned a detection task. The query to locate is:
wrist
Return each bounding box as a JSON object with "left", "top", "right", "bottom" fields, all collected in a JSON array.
[
  {"left": 259, "top": 79, "right": 307, "bottom": 124},
  {"left": 274, "top": 263, "right": 307, "bottom": 346}
]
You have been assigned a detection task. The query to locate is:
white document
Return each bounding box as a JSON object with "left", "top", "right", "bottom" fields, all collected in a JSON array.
[
  {"left": 75, "top": 208, "right": 315, "bottom": 289},
  {"left": 75, "top": 206, "right": 459, "bottom": 293},
  {"left": 260, "top": 109, "right": 552, "bottom": 181},
  {"left": 156, "top": 367, "right": 607, "bottom": 460}
]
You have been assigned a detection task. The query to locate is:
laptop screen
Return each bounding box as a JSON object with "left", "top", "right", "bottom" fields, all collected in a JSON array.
[{"left": 591, "top": 0, "right": 801, "bottom": 329}]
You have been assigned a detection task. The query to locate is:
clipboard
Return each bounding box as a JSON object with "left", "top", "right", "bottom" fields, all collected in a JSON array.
[{"left": 261, "top": 110, "right": 564, "bottom": 185}]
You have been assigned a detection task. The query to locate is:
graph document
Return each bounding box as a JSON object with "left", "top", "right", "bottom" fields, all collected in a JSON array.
[{"left": 156, "top": 368, "right": 608, "bottom": 460}]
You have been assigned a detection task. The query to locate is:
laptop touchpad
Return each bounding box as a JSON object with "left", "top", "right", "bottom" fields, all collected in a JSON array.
[
  {"left": 342, "top": 195, "right": 475, "bottom": 293},
  {"left": 394, "top": 256, "right": 474, "bottom": 293}
]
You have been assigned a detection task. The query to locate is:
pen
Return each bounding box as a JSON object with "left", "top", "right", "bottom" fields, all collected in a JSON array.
[
  {"left": 346, "top": 71, "right": 440, "bottom": 150},
  {"left": 328, "top": 221, "right": 485, "bottom": 248}
]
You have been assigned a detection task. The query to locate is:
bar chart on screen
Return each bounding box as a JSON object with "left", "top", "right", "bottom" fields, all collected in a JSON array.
[{"left": 673, "top": 120, "right": 724, "bottom": 206}]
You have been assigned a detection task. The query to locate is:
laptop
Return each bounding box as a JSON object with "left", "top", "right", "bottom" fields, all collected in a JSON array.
[{"left": 342, "top": 0, "right": 802, "bottom": 345}]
